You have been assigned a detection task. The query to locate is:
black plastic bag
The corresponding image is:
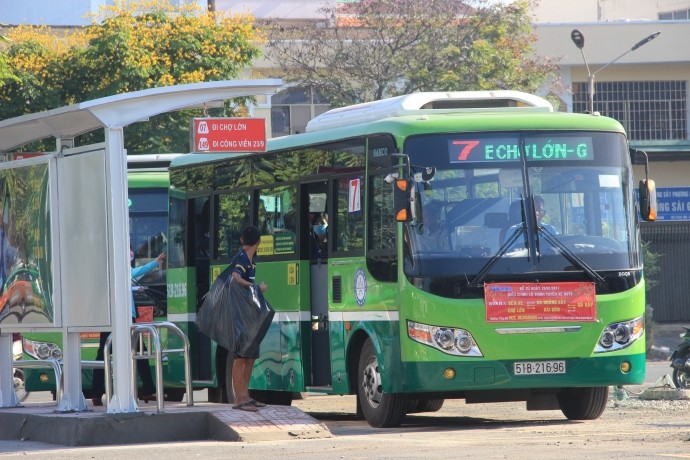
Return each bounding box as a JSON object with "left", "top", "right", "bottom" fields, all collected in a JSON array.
[{"left": 196, "top": 268, "right": 275, "bottom": 357}]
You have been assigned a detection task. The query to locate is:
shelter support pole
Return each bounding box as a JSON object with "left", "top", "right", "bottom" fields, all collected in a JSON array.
[
  {"left": 56, "top": 136, "right": 87, "bottom": 412},
  {"left": 0, "top": 332, "right": 19, "bottom": 407},
  {"left": 57, "top": 331, "right": 86, "bottom": 411},
  {"left": 104, "top": 127, "right": 137, "bottom": 413}
]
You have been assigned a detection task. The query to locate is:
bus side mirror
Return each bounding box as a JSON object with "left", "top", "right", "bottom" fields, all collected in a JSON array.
[
  {"left": 393, "top": 179, "right": 412, "bottom": 222},
  {"left": 639, "top": 179, "right": 657, "bottom": 221}
]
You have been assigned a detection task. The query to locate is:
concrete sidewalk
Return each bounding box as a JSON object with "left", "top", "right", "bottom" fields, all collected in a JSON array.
[{"left": 0, "top": 401, "right": 331, "bottom": 446}]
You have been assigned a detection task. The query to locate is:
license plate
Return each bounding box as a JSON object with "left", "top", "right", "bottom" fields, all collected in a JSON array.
[{"left": 514, "top": 360, "right": 566, "bottom": 376}]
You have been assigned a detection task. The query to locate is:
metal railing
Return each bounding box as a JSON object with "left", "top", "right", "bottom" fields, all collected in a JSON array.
[
  {"left": 12, "top": 359, "right": 63, "bottom": 402},
  {"left": 104, "top": 321, "right": 193, "bottom": 412}
]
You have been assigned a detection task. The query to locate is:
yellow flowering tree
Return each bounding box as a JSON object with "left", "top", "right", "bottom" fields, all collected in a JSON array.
[{"left": 0, "top": 0, "right": 263, "bottom": 153}]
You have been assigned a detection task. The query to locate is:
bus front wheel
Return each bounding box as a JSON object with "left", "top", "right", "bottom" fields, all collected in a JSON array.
[
  {"left": 557, "top": 386, "right": 608, "bottom": 420},
  {"left": 357, "top": 338, "right": 407, "bottom": 428}
]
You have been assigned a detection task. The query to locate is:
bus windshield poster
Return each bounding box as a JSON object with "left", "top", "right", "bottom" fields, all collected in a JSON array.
[{"left": 484, "top": 281, "right": 596, "bottom": 322}]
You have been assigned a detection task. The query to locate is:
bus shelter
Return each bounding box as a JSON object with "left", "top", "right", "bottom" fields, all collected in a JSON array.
[{"left": 0, "top": 79, "right": 282, "bottom": 413}]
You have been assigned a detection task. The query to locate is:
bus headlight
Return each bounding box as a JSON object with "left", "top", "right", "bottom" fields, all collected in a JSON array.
[
  {"left": 408, "top": 320, "right": 483, "bottom": 357},
  {"left": 594, "top": 316, "right": 644, "bottom": 353},
  {"left": 433, "top": 328, "right": 455, "bottom": 351},
  {"left": 22, "top": 337, "right": 63, "bottom": 360}
]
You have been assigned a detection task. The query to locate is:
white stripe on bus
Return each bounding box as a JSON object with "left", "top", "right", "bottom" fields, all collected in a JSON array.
[{"left": 169, "top": 310, "right": 398, "bottom": 324}]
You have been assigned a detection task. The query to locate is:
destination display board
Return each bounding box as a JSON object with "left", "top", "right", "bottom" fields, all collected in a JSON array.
[
  {"left": 449, "top": 136, "right": 594, "bottom": 163},
  {"left": 192, "top": 117, "right": 266, "bottom": 153}
]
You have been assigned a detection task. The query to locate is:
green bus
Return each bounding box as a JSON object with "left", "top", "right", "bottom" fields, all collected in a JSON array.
[
  {"left": 22, "top": 154, "right": 180, "bottom": 397},
  {"left": 168, "top": 91, "right": 657, "bottom": 427}
]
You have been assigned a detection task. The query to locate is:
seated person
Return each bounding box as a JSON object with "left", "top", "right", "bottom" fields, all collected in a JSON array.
[
  {"left": 505, "top": 195, "right": 558, "bottom": 242},
  {"left": 499, "top": 199, "right": 524, "bottom": 244},
  {"left": 417, "top": 201, "right": 450, "bottom": 251}
]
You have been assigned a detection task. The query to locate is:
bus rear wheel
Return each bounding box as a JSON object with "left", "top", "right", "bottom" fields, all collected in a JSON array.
[
  {"left": 557, "top": 386, "right": 608, "bottom": 420},
  {"left": 357, "top": 338, "right": 407, "bottom": 428},
  {"left": 407, "top": 398, "right": 444, "bottom": 414}
]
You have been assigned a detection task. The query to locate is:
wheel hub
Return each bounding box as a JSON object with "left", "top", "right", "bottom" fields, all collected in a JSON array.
[{"left": 361, "top": 357, "right": 382, "bottom": 408}]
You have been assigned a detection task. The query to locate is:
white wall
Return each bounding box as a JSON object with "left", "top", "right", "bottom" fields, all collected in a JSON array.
[
  {"left": 532, "top": 0, "right": 690, "bottom": 23},
  {"left": 215, "top": 0, "right": 334, "bottom": 19},
  {"left": 531, "top": 0, "right": 599, "bottom": 23}
]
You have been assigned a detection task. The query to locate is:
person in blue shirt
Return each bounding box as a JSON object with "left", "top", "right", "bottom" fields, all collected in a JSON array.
[
  {"left": 91, "top": 252, "right": 166, "bottom": 407},
  {"left": 505, "top": 195, "right": 559, "bottom": 243},
  {"left": 230, "top": 226, "right": 268, "bottom": 412},
  {"left": 309, "top": 212, "right": 328, "bottom": 262}
]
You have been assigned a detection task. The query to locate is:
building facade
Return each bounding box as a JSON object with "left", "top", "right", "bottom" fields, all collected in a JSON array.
[
  {"left": 2, "top": 0, "right": 690, "bottom": 319},
  {"left": 531, "top": 2, "right": 690, "bottom": 322}
]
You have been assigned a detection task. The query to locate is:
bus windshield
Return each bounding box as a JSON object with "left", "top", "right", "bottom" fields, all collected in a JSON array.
[
  {"left": 403, "top": 131, "right": 639, "bottom": 291},
  {"left": 129, "top": 187, "right": 168, "bottom": 286}
]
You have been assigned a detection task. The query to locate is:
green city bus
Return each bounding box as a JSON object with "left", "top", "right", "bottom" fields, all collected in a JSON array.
[
  {"left": 168, "top": 91, "right": 657, "bottom": 427},
  {"left": 22, "top": 154, "right": 180, "bottom": 397}
]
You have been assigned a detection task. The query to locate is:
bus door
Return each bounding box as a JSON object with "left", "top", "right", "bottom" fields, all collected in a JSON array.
[
  {"left": 191, "top": 196, "right": 212, "bottom": 379},
  {"left": 304, "top": 182, "right": 331, "bottom": 386}
]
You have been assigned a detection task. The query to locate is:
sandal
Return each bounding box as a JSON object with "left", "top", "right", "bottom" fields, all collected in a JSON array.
[
  {"left": 249, "top": 399, "right": 266, "bottom": 408},
  {"left": 233, "top": 401, "right": 258, "bottom": 412}
]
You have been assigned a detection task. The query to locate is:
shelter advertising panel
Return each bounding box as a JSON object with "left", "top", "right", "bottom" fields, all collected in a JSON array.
[{"left": 0, "top": 159, "right": 54, "bottom": 326}]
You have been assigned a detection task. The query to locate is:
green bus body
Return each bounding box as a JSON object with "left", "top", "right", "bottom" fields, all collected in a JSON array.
[
  {"left": 22, "top": 93, "right": 648, "bottom": 428},
  {"left": 166, "top": 93, "right": 648, "bottom": 426}
]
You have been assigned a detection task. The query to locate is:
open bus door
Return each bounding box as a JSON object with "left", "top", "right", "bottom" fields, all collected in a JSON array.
[{"left": 304, "top": 182, "right": 332, "bottom": 387}]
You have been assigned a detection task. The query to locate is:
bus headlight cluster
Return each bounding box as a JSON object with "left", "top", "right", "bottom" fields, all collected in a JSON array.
[
  {"left": 594, "top": 316, "right": 644, "bottom": 353},
  {"left": 408, "top": 320, "right": 483, "bottom": 357},
  {"left": 22, "top": 337, "right": 63, "bottom": 360}
]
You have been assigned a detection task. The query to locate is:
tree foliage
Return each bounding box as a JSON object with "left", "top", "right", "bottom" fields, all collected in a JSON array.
[
  {"left": 266, "top": 0, "right": 558, "bottom": 107},
  {"left": 0, "top": 0, "right": 263, "bottom": 153}
]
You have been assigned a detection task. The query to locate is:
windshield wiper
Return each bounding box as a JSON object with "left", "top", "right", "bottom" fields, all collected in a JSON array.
[
  {"left": 538, "top": 226, "right": 605, "bottom": 284},
  {"left": 468, "top": 224, "right": 527, "bottom": 288}
]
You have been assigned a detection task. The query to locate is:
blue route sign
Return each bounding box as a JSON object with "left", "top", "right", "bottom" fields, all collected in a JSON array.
[{"left": 655, "top": 187, "right": 690, "bottom": 221}]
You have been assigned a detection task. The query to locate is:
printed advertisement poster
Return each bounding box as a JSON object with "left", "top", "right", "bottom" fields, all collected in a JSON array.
[{"left": 485, "top": 282, "right": 596, "bottom": 322}]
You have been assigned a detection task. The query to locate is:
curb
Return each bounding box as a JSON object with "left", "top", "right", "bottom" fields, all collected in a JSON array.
[{"left": 0, "top": 403, "right": 331, "bottom": 446}]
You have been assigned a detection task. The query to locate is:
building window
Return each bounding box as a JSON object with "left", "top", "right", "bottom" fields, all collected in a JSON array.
[
  {"left": 572, "top": 81, "right": 687, "bottom": 141},
  {"left": 659, "top": 9, "right": 690, "bottom": 20},
  {"left": 270, "top": 87, "right": 330, "bottom": 137}
]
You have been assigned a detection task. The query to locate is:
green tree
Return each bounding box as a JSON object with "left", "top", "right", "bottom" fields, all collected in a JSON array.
[
  {"left": 0, "top": 34, "right": 19, "bottom": 88},
  {"left": 0, "top": 0, "right": 263, "bottom": 153},
  {"left": 266, "top": 0, "right": 558, "bottom": 107}
]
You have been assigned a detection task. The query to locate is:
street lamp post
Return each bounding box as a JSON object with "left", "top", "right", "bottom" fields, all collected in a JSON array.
[{"left": 570, "top": 29, "right": 660, "bottom": 114}]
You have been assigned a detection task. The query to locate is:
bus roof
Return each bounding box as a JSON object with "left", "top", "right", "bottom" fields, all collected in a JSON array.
[
  {"left": 169, "top": 93, "right": 627, "bottom": 170},
  {"left": 127, "top": 153, "right": 183, "bottom": 171},
  {"left": 305, "top": 91, "right": 554, "bottom": 133}
]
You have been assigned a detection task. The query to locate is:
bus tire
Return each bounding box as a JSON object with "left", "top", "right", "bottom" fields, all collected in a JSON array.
[
  {"left": 557, "top": 386, "right": 608, "bottom": 420},
  {"left": 407, "top": 398, "right": 444, "bottom": 413},
  {"left": 357, "top": 338, "right": 407, "bottom": 428}
]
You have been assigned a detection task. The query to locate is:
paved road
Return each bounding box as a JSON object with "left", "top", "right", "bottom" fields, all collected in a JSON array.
[{"left": 0, "top": 361, "right": 683, "bottom": 458}]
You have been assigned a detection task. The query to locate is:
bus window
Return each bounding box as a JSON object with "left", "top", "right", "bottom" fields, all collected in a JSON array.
[
  {"left": 215, "top": 192, "right": 250, "bottom": 259},
  {"left": 258, "top": 185, "right": 297, "bottom": 257},
  {"left": 335, "top": 176, "right": 364, "bottom": 253}
]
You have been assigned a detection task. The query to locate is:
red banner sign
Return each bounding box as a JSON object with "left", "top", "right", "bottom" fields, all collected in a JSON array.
[
  {"left": 192, "top": 117, "right": 266, "bottom": 153},
  {"left": 485, "top": 282, "right": 596, "bottom": 322}
]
